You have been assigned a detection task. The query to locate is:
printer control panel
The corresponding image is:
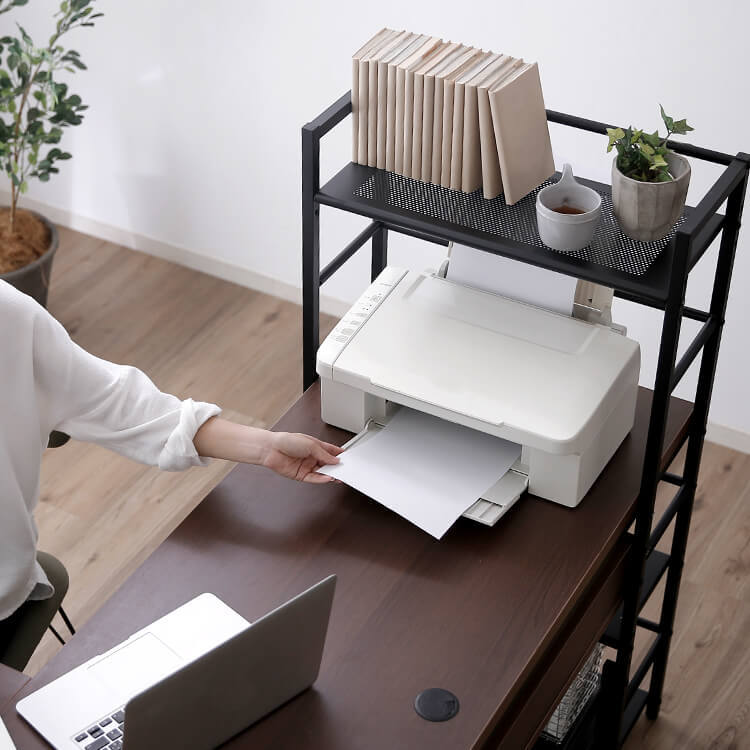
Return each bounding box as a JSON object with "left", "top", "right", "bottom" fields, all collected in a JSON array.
[{"left": 317, "top": 266, "right": 407, "bottom": 379}]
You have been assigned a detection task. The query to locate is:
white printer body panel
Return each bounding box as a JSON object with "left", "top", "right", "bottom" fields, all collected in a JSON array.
[{"left": 317, "top": 267, "right": 640, "bottom": 508}]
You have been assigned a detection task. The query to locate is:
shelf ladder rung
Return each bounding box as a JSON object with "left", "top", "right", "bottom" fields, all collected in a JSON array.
[
  {"left": 682, "top": 306, "right": 710, "bottom": 323},
  {"left": 636, "top": 617, "right": 661, "bottom": 633},
  {"left": 320, "top": 222, "right": 380, "bottom": 284},
  {"left": 626, "top": 633, "right": 663, "bottom": 704},
  {"left": 671, "top": 317, "right": 718, "bottom": 392},
  {"left": 649, "top": 483, "right": 690, "bottom": 553},
  {"left": 619, "top": 689, "right": 648, "bottom": 745},
  {"left": 601, "top": 551, "right": 670, "bottom": 648},
  {"left": 661, "top": 471, "right": 684, "bottom": 486}
]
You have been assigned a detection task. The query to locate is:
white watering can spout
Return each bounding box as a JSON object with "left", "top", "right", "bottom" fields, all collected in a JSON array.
[{"left": 558, "top": 163, "right": 577, "bottom": 189}]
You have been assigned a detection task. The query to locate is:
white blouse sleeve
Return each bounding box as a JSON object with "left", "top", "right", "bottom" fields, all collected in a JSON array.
[{"left": 32, "top": 303, "right": 220, "bottom": 471}]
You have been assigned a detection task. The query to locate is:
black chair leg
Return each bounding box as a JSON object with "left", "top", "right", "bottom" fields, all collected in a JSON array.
[
  {"left": 59, "top": 606, "right": 75, "bottom": 636},
  {"left": 48, "top": 624, "right": 66, "bottom": 646}
]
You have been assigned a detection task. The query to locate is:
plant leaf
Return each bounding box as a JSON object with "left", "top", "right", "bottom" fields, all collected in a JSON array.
[
  {"left": 606, "top": 127, "right": 625, "bottom": 153},
  {"left": 670, "top": 118, "right": 694, "bottom": 135},
  {"left": 641, "top": 130, "right": 661, "bottom": 148},
  {"left": 639, "top": 141, "right": 655, "bottom": 156},
  {"left": 660, "top": 104, "right": 674, "bottom": 132}
]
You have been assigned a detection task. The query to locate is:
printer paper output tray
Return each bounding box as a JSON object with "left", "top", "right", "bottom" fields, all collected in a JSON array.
[{"left": 341, "top": 418, "right": 529, "bottom": 527}]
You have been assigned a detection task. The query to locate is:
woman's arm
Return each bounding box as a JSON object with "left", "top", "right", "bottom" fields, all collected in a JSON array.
[
  {"left": 193, "top": 417, "right": 341, "bottom": 483},
  {"left": 22, "top": 286, "right": 340, "bottom": 479}
]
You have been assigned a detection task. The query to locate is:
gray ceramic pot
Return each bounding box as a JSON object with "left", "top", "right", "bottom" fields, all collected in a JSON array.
[
  {"left": 0, "top": 209, "right": 59, "bottom": 308},
  {"left": 611, "top": 152, "right": 690, "bottom": 242}
]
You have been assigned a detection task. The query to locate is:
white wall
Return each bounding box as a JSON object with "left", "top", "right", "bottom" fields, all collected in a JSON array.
[{"left": 7, "top": 0, "right": 750, "bottom": 442}]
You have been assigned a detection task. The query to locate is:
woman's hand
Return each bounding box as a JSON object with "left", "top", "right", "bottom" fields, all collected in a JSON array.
[
  {"left": 193, "top": 418, "right": 341, "bottom": 483},
  {"left": 260, "top": 432, "right": 342, "bottom": 483}
]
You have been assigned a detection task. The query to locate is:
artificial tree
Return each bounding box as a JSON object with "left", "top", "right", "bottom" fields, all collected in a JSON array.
[{"left": 0, "top": 0, "right": 101, "bottom": 257}]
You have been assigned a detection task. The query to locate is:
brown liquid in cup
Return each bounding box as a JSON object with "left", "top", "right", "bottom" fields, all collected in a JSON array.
[{"left": 552, "top": 204, "right": 586, "bottom": 215}]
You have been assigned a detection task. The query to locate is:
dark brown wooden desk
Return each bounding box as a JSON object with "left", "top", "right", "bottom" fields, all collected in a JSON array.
[
  {"left": 0, "top": 664, "right": 29, "bottom": 715},
  {"left": 2, "top": 383, "right": 690, "bottom": 749}
]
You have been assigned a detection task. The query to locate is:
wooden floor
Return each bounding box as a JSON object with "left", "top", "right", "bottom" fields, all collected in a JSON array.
[
  {"left": 28, "top": 227, "right": 336, "bottom": 674},
  {"left": 26, "top": 228, "right": 750, "bottom": 747}
]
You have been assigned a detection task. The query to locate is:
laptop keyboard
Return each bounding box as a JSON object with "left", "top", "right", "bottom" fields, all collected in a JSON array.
[{"left": 72, "top": 707, "right": 125, "bottom": 750}]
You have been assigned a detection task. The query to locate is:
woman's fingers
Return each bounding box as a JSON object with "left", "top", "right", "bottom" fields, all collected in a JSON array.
[
  {"left": 303, "top": 472, "right": 336, "bottom": 484},
  {"left": 311, "top": 442, "right": 340, "bottom": 466},
  {"left": 319, "top": 440, "right": 343, "bottom": 455},
  {"left": 301, "top": 434, "right": 342, "bottom": 455}
]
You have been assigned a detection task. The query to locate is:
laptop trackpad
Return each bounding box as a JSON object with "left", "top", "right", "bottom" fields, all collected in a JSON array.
[{"left": 88, "top": 633, "right": 183, "bottom": 698}]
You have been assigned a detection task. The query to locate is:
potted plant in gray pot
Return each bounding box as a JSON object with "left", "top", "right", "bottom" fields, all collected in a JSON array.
[
  {"left": 607, "top": 106, "right": 693, "bottom": 242},
  {"left": 0, "top": 0, "right": 102, "bottom": 308}
]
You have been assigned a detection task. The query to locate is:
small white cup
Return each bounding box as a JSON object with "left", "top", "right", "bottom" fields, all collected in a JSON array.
[{"left": 536, "top": 164, "right": 602, "bottom": 252}]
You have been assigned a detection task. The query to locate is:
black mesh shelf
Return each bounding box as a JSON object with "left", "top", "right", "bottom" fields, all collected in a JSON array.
[
  {"left": 355, "top": 170, "right": 686, "bottom": 277},
  {"left": 316, "top": 162, "right": 714, "bottom": 308}
]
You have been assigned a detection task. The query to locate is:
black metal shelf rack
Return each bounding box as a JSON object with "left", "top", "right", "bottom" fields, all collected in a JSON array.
[{"left": 301, "top": 90, "right": 750, "bottom": 748}]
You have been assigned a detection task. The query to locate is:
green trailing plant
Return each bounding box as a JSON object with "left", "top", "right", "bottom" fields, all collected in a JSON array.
[
  {"left": 0, "top": 0, "right": 102, "bottom": 236},
  {"left": 606, "top": 105, "right": 693, "bottom": 183}
]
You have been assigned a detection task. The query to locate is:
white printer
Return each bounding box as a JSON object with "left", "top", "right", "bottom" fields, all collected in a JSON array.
[{"left": 317, "top": 262, "right": 640, "bottom": 526}]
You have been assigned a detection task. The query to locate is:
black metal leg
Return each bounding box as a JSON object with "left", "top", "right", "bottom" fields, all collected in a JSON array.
[
  {"left": 646, "top": 167, "right": 748, "bottom": 720},
  {"left": 59, "top": 606, "right": 76, "bottom": 637},
  {"left": 593, "top": 659, "right": 619, "bottom": 750},
  {"left": 302, "top": 126, "right": 320, "bottom": 391},
  {"left": 371, "top": 225, "right": 388, "bottom": 281},
  {"left": 48, "top": 624, "right": 65, "bottom": 646},
  {"left": 599, "top": 232, "right": 691, "bottom": 747}
]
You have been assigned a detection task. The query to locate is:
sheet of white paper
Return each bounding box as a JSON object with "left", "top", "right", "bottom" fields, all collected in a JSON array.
[
  {"left": 320, "top": 408, "right": 521, "bottom": 538},
  {"left": 0, "top": 716, "right": 16, "bottom": 750},
  {"left": 447, "top": 243, "right": 578, "bottom": 316}
]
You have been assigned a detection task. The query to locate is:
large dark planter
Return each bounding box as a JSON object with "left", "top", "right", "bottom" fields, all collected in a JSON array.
[
  {"left": 0, "top": 210, "right": 59, "bottom": 308},
  {"left": 1, "top": 211, "right": 68, "bottom": 448}
]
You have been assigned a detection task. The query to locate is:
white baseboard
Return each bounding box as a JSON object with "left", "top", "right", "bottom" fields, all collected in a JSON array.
[
  {"left": 706, "top": 422, "right": 750, "bottom": 455},
  {"left": 1, "top": 192, "right": 352, "bottom": 319}
]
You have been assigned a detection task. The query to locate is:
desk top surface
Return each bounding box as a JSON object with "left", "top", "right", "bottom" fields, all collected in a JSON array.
[
  {"left": 0, "top": 665, "right": 28, "bottom": 714},
  {"left": 3, "top": 383, "right": 691, "bottom": 749}
]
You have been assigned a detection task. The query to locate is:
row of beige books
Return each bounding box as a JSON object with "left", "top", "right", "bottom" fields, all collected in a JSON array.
[{"left": 352, "top": 29, "right": 555, "bottom": 204}]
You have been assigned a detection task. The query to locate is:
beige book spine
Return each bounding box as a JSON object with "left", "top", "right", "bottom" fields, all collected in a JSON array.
[
  {"left": 394, "top": 66, "right": 407, "bottom": 174},
  {"left": 430, "top": 74, "right": 445, "bottom": 183},
  {"left": 402, "top": 69, "right": 416, "bottom": 178},
  {"left": 351, "top": 28, "right": 389, "bottom": 164},
  {"left": 449, "top": 80, "right": 467, "bottom": 190},
  {"left": 411, "top": 71, "right": 426, "bottom": 179},
  {"left": 352, "top": 58, "right": 360, "bottom": 163},
  {"left": 367, "top": 54, "right": 380, "bottom": 167},
  {"left": 461, "top": 82, "right": 482, "bottom": 192},
  {"left": 357, "top": 59, "right": 369, "bottom": 165},
  {"left": 440, "top": 78, "right": 457, "bottom": 187},
  {"left": 376, "top": 60, "right": 389, "bottom": 169},
  {"left": 385, "top": 63, "right": 399, "bottom": 171},
  {"left": 421, "top": 74, "right": 436, "bottom": 182},
  {"left": 476, "top": 58, "right": 522, "bottom": 197},
  {"left": 478, "top": 85, "right": 502, "bottom": 198},
  {"left": 490, "top": 63, "right": 555, "bottom": 205}
]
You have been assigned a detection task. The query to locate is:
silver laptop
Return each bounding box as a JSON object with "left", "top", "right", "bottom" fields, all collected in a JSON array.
[{"left": 17, "top": 576, "right": 336, "bottom": 749}]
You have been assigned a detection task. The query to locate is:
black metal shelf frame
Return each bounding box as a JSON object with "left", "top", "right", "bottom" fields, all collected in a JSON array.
[{"left": 301, "top": 91, "right": 750, "bottom": 749}]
